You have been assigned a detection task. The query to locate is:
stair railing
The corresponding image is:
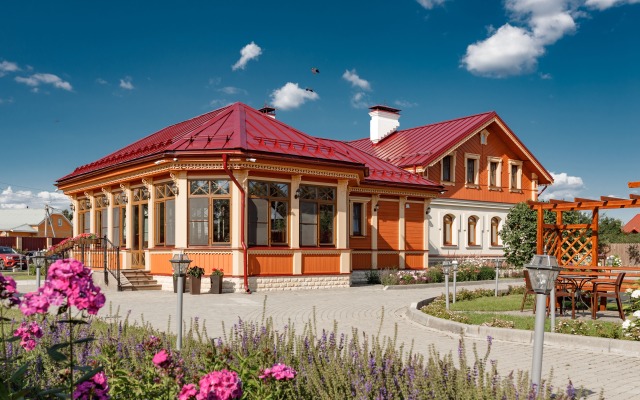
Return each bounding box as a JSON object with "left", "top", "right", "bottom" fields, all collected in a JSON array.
[{"left": 102, "top": 235, "right": 122, "bottom": 291}]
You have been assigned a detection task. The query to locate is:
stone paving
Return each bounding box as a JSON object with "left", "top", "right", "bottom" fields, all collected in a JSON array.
[{"left": 21, "top": 279, "right": 640, "bottom": 399}]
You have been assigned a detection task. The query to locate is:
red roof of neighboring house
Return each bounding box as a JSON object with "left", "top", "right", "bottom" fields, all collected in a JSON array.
[
  {"left": 57, "top": 102, "right": 442, "bottom": 191},
  {"left": 623, "top": 214, "right": 640, "bottom": 234},
  {"left": 348, "top": 111, "right": 553, "bottom": 185}
]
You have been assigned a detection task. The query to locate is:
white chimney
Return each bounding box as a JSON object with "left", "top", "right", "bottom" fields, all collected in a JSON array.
[{"left": 369, "top": 105, "right": 401, "bottom": 144}]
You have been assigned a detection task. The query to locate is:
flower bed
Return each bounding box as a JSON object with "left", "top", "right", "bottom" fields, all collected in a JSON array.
[
  {"left": 1, "top": 265, "right": 578, "bottom": 399},
  {"left": 46, "top": 233, "right": 99, "bottom": 256}
]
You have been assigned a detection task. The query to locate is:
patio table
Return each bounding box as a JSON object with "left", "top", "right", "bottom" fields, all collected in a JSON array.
[{"left": 558, "top": 275, "right": 595, "bottom": 317}]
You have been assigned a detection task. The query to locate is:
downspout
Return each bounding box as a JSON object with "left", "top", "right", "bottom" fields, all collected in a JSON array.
[{"left": 222, "top": 154, "right": 251, "bottom": 293}]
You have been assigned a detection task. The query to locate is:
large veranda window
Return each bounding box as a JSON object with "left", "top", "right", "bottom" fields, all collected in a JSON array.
[
  {"left": 95, "top": 194, "right": 108, "bottom": 240},
  {"left": 155, "top": 182, "right": 177, "bottom": 246},
  {"left": 78, "top": 198, "right": 91, "bottom": 234},
  {"left": 299, "top": 185, "right": 336, "bottom": 246},
  {"left": 112, "top": 192, "right": 127, "bottom": 247},
  {"left": 188, "top": 180, "right": 231, "bottom": 246},
  {"left": 248, "top": 181, "right": 289, "bottom": 246}
]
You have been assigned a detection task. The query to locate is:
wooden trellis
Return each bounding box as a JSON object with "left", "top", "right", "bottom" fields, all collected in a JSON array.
[{"left": 528, "top": 182, "right": 640, "bottom": 267}]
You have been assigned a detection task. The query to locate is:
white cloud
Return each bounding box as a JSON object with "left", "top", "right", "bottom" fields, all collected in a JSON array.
[
  {"left": 539, "top": 172, "right": 586, "bottom": 201},
  {"left": 394, "top": 99, "right": 418, "bottom": 108},
  {"left": 350, "top": 92, "right": 371, "bottom": 109},
  {"left": 119, "top": 76, "right": 134, "bottom": 90},
  {"left": 270, "top": 82, "right": 319, "bottom": 110},
  {"left": 539, "top": 72, "right": 553, "bottom": 79},
  {"left": 15, "top": 73, "right": 73, "bottom": 91},
  {"left": 462, "top": 0, "right": 579, "bottom": 77},
  {"left": 0, "top": 60, "right": 19, "bottom": 77},
  {"left": 231, "top": 41, "right": 262, "bottom": 71},
  {"left": 218, "top": 86, "right": 246, "bottom": 95},
  {"left": 342, "top": 69, "right": 371, "bottom": 91},
  {"left": 209, "top": 99, "right": 233, "bottom": 108},
  {"left": 0, "top": 97, "right": 14, "bottom": 105},
  {"left": 416, "top": 0, "right": 447, "bottom": 9},
  {"left": 585, "top": 0, "right": 640, "bottom": 10},
  {"left": 0, "top": 187, "right": 70, "bottom": 210},
  {"left": 96, "top": 78, "right": 108, "bottom": 85}
]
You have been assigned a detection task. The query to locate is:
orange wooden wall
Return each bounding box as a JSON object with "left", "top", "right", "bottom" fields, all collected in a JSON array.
[
  {"left": 377, "top": 201, "right": 398, "bottom": 250},
  {"left": 425, "top": 123, "right": 537, "bottom": 204},
  {"left": 352, "top": 253, "right": 372, "bottom": 270},
  {"left": 301, "top": 254, "right": 340, "bottom": 274},
  {"left": 405, "top": 253, "right": 424, "bottom": 269},
  {"left": 378, "top": 253, "right": 399, "bottom": 269},
  {"left": 405, "top": 203, "right": 424, "bottom": 250},
  {"left": 349, "top": 202, "right": 372, "bottom": 249},
  {"left": 248, "top": 254, "right": 292, "bottom": 275}
]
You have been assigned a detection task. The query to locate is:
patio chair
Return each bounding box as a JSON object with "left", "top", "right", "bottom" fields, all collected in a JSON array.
[
  {"left": 520, "top": 270, "right": 536, "bottom": 313},
  {"left": 553, "top": 280, "right": 576, "bottom": 319},
  {"left": 591, "top": 272, "right": 626, "bottom": 320}
]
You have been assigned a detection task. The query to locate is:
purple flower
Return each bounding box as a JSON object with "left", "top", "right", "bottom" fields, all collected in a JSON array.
[{"left": 73, "top": 371, "right": 110, "bottom": 399}]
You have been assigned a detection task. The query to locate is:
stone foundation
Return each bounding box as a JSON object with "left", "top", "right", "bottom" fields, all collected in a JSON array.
[{"left": 154, "top": 274, "right": 351, "bottom": 293}]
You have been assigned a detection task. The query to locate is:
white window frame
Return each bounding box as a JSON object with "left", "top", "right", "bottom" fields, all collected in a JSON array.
[
  {"left": 440, "top": 152, "right": 456, "bottom": 185},
  {"left": 490, "top": 216, "right": 501, "bottom": 247},
  {"left": 487, "top": 156, "right": 502, "bottom": 189},
  {"left": 508, "top": 160, "right": 523, "bottom": 192},
  {"left": 467, "top": 215, "right": 479, "bottom": 247},
  {"left": 480, "top": 129, "right": 490, "bottom": 145},
  {"left": 464, "top": 153, "right": 480, "bottom": 188}
]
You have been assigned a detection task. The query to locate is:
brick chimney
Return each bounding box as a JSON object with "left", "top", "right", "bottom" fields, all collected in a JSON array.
[{"left": 369, "top": 105, "right": 400, "bottom": 144}]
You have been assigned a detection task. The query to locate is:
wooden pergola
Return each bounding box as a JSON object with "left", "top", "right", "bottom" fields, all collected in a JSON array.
[{"left": 527, "top": 181, "right": 640, "bottom": 267}]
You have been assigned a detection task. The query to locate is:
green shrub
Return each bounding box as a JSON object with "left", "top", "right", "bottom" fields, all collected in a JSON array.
[
  {"left": 477, "top": 266, "right": 496, "bottom": 281},
  {"left": 379, "top": 268, "right": 399, "bottom": 286},
  {"left": 427, "top": 267, "right": 443, "bottom": 283},
  {"left": 364, "top": 269, "right": 381, "bottom": 284}
]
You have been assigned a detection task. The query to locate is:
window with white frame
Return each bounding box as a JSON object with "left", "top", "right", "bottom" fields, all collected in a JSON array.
[
  {"left": 112, "top": 192, "right": 127, "bottom": 247},
  {"left": 465, "top": 153, "right": 480, "bottom": 186},
  {"left": 443, "top": 214, "right": 454, "bottom": 245},
  {"left": 57, "top": 218, "right": 62, "bottom": 227},
  {"left": 491, "top": 217, "right": 500, "bottom": 246},
  {"left": 441, "top": 154, "right": 455, "bottom": 183},
  {"left": 509, "top": 160, "right": 523, "bottom": 191},
  {"left": 468, "top": 216, "right": 478, "bottom": 246},
  {"left": 487, "top": 156, "right": 502, "bottom": 189},
  {"left": 95, "top": 194, "right": 108, "bottom": 239},
  {"left": 480, "top": 129, "right": 490, "bottom": 145},
  {"left": 78, "top": 198, "right": 91, "bottom": 234}
]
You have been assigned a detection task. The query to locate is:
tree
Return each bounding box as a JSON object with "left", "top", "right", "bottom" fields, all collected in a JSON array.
[
  {"left": 599, "top": 216, "right": 624, "bottom": 245},
  {"left": 62, "top": 209, "right": 73, "bottom": 222},
  {"left": 500, "top": 202, "right": 538, "bottom": 268}
]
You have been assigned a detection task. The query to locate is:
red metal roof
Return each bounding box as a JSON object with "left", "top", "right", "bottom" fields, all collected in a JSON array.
[
  {"left": 349, "top": 111, "right": 497, "bottom": 168},
  {"left": 623, "top": 214, "right": 640, "bottom": 234},
  {"left": 57, "top": 102, "right": 442, "bottom": 191}
]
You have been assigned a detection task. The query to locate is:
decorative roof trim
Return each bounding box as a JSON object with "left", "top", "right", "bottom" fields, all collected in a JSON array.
[
  {"left": 349, "top": 186, "right": 437, "bottom": 199},
  {"left": 427, "top": 118, "right": 495, "bottom": 167}
]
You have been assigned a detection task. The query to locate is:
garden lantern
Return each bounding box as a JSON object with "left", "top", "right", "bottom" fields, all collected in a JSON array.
[
  {"left": 524, "top": 254, "right": 561, "bottom": 388},
  {"left": 442, "top": 261, "right": 451, "bottom": 310},
  {"left": 495, "top": 258, "right": 501, "bottom": 297},
  {"left": 32, "top": 250, "right": 46, "bottom": 288},
  {"left": 452, "top": 260, "right": 458, "bottom": 303},
  {"left": 169, "top": 252, "right": 192, "bottom": 351}
]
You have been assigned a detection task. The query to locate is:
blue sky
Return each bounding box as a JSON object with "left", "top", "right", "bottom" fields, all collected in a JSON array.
[{"left": 1, "top": 0, "right": 639, "bottom": 222}]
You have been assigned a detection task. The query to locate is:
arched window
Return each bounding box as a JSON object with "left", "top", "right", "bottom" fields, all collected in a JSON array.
[
  {"left": 468, "top": 216, "right": 478, "bottom": 246},
  {"left": 491, "top": 217, "right": 500, "bottom": 246},
  {"left": 443, "top": 214, "right": 453, "bottom": 245}
]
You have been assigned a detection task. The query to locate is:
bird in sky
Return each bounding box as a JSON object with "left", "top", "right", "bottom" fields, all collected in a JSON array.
[
  {"left": 311, "top": 67, "right": 320, "bottom": 74},
  {"left": 305, "top": 88, "right": 314, "bottom": 92}
]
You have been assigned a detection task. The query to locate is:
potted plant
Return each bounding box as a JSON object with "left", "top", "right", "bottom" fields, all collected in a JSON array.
[
  {"left": 209, "top": 268, "right": 224, "bottom": 294},
  {"left": 187, "top": 265, "right": 205, "bottom": 295}
]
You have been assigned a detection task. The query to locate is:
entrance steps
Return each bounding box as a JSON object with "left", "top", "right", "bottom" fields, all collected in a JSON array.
[{"left": 120, "top": 269, "right": 162, "bottom": 291}]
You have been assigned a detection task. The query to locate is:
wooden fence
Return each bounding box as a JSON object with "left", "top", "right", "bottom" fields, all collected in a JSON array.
[{"left": 608, "top": 243, "right": 640, "bottom": 266}]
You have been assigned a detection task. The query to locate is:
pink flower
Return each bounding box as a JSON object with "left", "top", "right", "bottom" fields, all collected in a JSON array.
[
  {"left": 13, "top": 321, "right": 44, "bottom": 351},
  {"left": 196, "top": 370, "right": 242, "bottom": 400},
  {"left": 0, "top": 273, "right": 20, "bottom": 308},
  {"left": 73, "top": 371, "right": 110, "bottom": 400},
  {"left": 179, "top": 383, "right": 198, "bottom": 400},
  {"left": 153, "top": 349, "right": 171, "bottom": 369},
  {"left": 259, "top": 363, "right": 296, "bottom": 381}
]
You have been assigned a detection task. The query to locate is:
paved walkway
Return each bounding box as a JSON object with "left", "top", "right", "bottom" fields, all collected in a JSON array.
[{"left": 21, "top": 280, "right": 640, "bottom": 399}]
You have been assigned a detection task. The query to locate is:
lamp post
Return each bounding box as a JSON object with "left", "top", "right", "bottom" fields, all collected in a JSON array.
[
  {"left": 452, "top": 259, "right": 458, "bottom": 303},
  {"left": 442, "top": 261, "right": 451, "bottom": 310},
  {"left": 495, "top": 258, "right": 500, "bottom": 297},
  {"left": 32, "top": 251, "right": 46, "bottom": 288},
  {"left": 525, "top": 254, "right": 561, "bottom": 390},
  {"left": 169, "top": 252, "right": 192, "bottom": 351}
]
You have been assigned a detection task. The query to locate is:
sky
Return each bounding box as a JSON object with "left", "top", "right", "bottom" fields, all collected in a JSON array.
[{"left": 1, "top": 0, "right": 639, "bottom": 223}]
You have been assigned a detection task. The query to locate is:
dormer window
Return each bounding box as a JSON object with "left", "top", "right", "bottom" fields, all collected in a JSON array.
[
  {"left": 441, "top": 154, "right": 455, "bottom": 184},
  {"left": 480, "top": 129, "right": 490, "bottom": 145},
  {"left": 509, "top": 160, "right": 523, "bottom": 192},
  {"left": 465, "top": 153, "right": 480, "bottom": 188}
]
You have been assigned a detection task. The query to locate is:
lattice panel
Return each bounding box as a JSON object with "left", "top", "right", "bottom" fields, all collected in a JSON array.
[{"left": 543, "top": 227, "right": 593, "bottom": 266}]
